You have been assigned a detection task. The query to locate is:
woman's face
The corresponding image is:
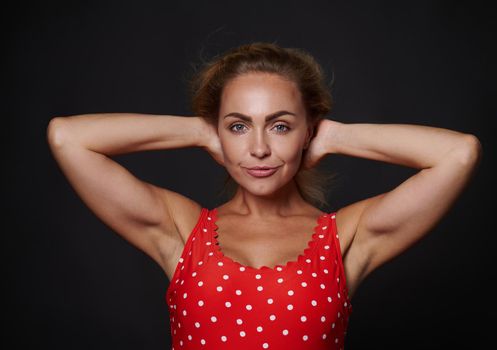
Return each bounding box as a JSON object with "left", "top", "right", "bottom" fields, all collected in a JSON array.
[{"left": 217, "top": 72, "right": 313, "bottom": 196}]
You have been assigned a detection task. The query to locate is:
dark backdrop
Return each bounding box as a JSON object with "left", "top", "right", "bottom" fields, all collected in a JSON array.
[{"left": 4, "top": 0, "right": 495, "bottom": 349}]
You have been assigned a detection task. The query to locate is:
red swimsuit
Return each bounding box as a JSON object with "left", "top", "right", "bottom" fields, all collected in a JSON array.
[{"left": 166, "top": 207, "right": 353, "bottom": 349}]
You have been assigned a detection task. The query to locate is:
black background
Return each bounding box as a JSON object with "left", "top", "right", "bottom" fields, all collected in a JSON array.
[{"left": 4, "top": 0, "right": 495, "bottom": 349}]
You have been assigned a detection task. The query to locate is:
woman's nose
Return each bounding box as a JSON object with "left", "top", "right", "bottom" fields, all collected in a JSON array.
[{"left": 249, "top": 131, "right": 271, "bottom": 158}]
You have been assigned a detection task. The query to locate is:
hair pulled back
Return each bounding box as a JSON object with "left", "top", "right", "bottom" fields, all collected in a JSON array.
[{"left": 189, "top": 42, "right": 338, "bottom": 210}]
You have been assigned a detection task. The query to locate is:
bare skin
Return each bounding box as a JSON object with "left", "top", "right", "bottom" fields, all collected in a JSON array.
[
  {"left": 47, "top": 72, "right": 482, "bottom": 302},
  {"left": 169, "top": 73, "right": 481, "bottom": 299}
]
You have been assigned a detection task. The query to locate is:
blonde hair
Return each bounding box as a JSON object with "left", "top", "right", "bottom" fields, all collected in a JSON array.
[{"left": 188, "top": 42, "right": 339, "bottom": 210}]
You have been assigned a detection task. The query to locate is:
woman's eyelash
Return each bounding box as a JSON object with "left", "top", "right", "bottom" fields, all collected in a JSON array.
[{"left": 229, "top": 123, "right": 291, "bottom": 133}]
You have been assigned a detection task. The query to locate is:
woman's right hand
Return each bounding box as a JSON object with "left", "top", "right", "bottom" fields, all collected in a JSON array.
[{"left": 198, "top": 117, "right": 226, "bottom": 167}]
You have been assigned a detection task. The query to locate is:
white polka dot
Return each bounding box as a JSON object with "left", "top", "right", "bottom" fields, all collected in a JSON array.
[
  {"left": 206, "top": 242, "right": 212, "bottom": 246},
  {"left": 192, "top": 272, "right": 197, "bottom": 277},
  {"left": 236, "top": 318, "right": 243, "bottom": 325},
  {"left": 322, "top": 226, "right": 328, "bottom": 230},
  {"left": 257, "top": 286, "right": 263, "bottom": 291},
  {"left": 240, "top": 331, "right": 246, "bottom": 337},
  {"left": 335, "top": 338, "right": 339, "bottom": 343},
  {"left": 322, "top": 334, "right": 327, "bottom": 339},
  {"left": 276, "top": 266, "right": 283, "bottom": 271},
  {"left": 207, "top": 216, "right": 211, "bottom": 220},
  {"left": 320, "top": 256, "right": 325, "bottom": 260},
  {"left": 303, "top": 335, "right": 308, "bottom": 341},
  {"left": 332, "top": 322, "right": 335, "bottom": 328},
  {"left": 300, "top": 316, "right": 307, "bottom": 322},
  {"left": 257, "top": 326, "right": 263, "bottom": 332},
  {"left": 282, "top": 329, "right": 289, "bottom": 335},
  {"left": 225, "top": 301, "right": 232, "bottom": 308},
  {"left": 321, "top": 316, "right": 326, "bottom": 322},
  {"left": 198, "top": 261, "right": 203, "bottom": 265},
  {"left": 338, "top": 292, "right": 341, "bottom": 298},
  {"left": 323, "top": 268, "right": 329, "bottom": 274},
  {"left": 305, "top": 258, "right": 311, "bottom": 263},
  {"left": 312, "top": 272, "right": 317, "bottom": 277},
  {"left": 337, "top": 277, "right": 340, "bottom": 283},
  {"left": 179, "top": 257, "right": 184, "bottom": 263},
  {"left": 324, "top": 245, "right": 330, "bottom": 250},
  {"left": 287, "top": 304, "right": 293, "bottom": 310},
  {"left": 319, "top": 234, "right": 324, "bottom": 238},
  {"left": 211, "top": 316, "right": 217, "bottom": 322},
  {"left": 223, "top": 274, "right": 229, "bottom": 280},
  {"left": 277, "top": 278, "right": 284, "bottom": 283},
  {"left": 311, "top": 300, "right": 317, "bottom": 306},
  {"left": 269, "top": 314, "right": 276, "bottom": 321},
  {"left": 262, "top": 343, "right": 269, "bottom": 349},
  {"left": 198, "top": 281, "right": 203, "bottom": 287},
  {"left": 287, "top": 290, "right": 294, "bottom": 296},
  {"left": 200, "top": 338, "right": 206, "bottom": 344},
  {"left": 203, "top": 228, "right": 207, "bottom": 232},
  {"left": 183, "top": 293, "right": 188, "bottom": 299},
  {"left": 320, "top": 284, "right": 326, "bottom": 289},
  {"left": 218, "top": 262, "right": 224, "bottom": 266},
  {"left": 332, "top": 215, "right": 336, "bottom": 219},
  {"left": 188, "top": 334, "right": 192, "bottom": 340},
  {"left": 297, "top": 270, "right": 303, "bottom": 275},
  {"left": 246, "top": 304, "right": 253, "bottom": 310},
  {"left": 216, "top": 286, "right": 223, "bottom": 292},
  {"left": 328, "top": 296, "right": 333, "bottom": 302},
  {"left": 236, "top": 289, "right": 242, "bottom": 295},
  {"left": 198, "top": 300, "right": 204, "bottom": 306},
  {"left": 240, "top": 266, "right": 246, "bottom": 271},
  {"left": 338, "top": 312, "right": 341, "bottom": 318},
  {"left": 182, "top": 310, "right": 187, "bottom": 316},
  {"left": 195, "top": 322, "right": 200, "bottom": 328},
  {"left": 221, "top": 335, "right": 227, "bottom": 342},
  {"left": 255, "top": 274, "right": 262, "bottom": 279},
  {"left": 180, "top": 340, "right": 183, "bottom": 346},
  {"left": 301, "top": 282, "right": 307, "bottom": 287},
  {"left": 267, "top": 298, "right": 273, "bottom": 304},
  {"left": 344, "top": 301, "right": 348, "bottom": 307}
]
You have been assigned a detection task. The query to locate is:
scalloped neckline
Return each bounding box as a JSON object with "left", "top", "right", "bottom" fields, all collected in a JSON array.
[{"left": 209, "top": 207, "right": 330, "bottom": 273}]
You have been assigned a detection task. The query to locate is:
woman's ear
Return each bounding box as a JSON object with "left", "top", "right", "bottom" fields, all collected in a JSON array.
[{"left": 304, "top": 122, "right": 316, "bottom": 149}]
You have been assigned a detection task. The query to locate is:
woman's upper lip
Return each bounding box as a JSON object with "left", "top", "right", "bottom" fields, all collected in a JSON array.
[{"left": 246, "top": 165, "right": 279, "bottom": 170}]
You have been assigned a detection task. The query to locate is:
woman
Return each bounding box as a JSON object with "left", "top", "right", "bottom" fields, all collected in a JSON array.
[{"left": 47, "top": 42, "right": 482, "bottom": 350}]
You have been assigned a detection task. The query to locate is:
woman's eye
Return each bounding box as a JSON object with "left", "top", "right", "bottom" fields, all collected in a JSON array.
[
  {"left": 274, "top": 124, "right": 290, "bottom": 133},
  {"left": 229, "top": 123, "right": 291, "bottom": 134},
  {"left": 229, "top": 123, "right": 247, "bottom": 133}
]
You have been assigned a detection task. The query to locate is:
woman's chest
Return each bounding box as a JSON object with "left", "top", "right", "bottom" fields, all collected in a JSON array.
[{"left": 214, "top": 217, "right": 322, "bottom": 270}]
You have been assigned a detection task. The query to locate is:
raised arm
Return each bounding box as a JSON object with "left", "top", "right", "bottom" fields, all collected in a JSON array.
[
  {"left": 305, "top": 119, "right": 482, "bottom": 294},
  {"left": 46, "top": 113, "right": 214, "bottom": 275}
]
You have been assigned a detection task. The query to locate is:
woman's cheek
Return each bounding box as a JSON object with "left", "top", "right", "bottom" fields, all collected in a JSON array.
[{"left": 281, "top": 144, "right": 303, "bottom": 163}]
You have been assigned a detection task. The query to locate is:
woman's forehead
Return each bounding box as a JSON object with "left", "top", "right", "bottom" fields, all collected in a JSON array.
[{"left": 220, "top": 73, "right": 305, "bottom": 116}]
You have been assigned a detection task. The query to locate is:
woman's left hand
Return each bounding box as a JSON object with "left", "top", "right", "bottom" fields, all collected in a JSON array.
[{"left": 301, "top": 118, "right": 336, "bottom": 170}]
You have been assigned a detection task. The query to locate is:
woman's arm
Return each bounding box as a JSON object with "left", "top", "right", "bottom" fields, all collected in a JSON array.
[
  {"left": 325, "top": 121, "right": 481, "bottom": 169},
  {"left": 311, "top": 120, "right": 482, "bottom": 282},
  {"left": 48, "top": 113, "right": 207, "bottom": 155},
  {"left": 47, "top": 113, "right": 211, "bottom": 273}
]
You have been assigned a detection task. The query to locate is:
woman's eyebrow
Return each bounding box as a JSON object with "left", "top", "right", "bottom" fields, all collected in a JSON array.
[{"left": 223, "top": 110, "right": 296, "bottom": 122}]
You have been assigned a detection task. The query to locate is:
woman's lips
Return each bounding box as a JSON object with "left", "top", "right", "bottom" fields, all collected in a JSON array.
[{"left": 245, "top": 167, "right": 279, "bottom": 178}]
